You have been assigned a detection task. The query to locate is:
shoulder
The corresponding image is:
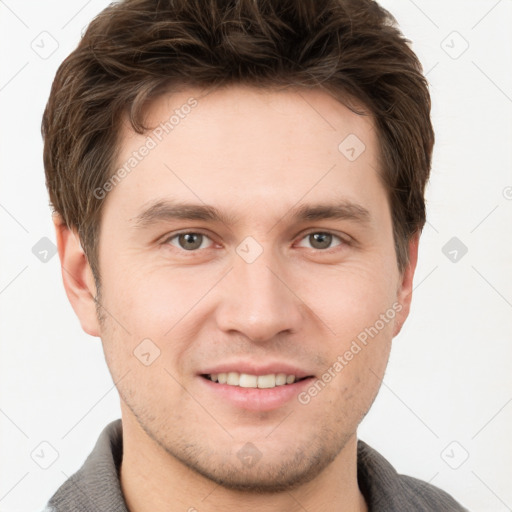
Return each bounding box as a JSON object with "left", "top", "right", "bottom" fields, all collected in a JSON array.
[
  {"left": 395, "top": 473, "right": 470, "bottom": 511},
  {"left": 357, "top": 440, "right": 469, "bottom": 511},
  {"left": 41, "top": 419, "right": 127, "bottom": 512}
]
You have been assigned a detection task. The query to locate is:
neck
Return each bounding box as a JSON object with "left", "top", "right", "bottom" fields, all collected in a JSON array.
[{"left": 119, "top": 413, "right": 368, "bottom": 512}]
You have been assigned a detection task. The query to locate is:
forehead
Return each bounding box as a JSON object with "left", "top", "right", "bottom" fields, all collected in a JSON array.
[{"left": 107, "top": 84, "right": 385, "bottom": 224}]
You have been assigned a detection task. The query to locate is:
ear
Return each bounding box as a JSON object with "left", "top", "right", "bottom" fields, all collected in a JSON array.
[
  {"left": 53, "top": 213, "right": 101, "bottom": 337},
  {"left": 393, "top": 231, "right": 420, "bottom": 337}
]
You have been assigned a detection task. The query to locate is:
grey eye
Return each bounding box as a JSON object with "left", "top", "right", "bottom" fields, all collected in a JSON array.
[
  {"left": 168, "top": 232, "right": 211, "bottom": 251},
  {"left": 298, "top": 232, "right": 343, "bottom": 250},
  {"left": 309, "top": 233, "right": 332, "bottom": 249}
]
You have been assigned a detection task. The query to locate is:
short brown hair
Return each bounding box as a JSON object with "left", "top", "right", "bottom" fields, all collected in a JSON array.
[{"left": 42, "top": 0, "right": 434, "bottom": 285}]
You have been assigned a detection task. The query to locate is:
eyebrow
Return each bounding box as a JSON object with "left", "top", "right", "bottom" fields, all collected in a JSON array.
[{"left": 131, "top": 199, "right": 371, "bottom": 230}]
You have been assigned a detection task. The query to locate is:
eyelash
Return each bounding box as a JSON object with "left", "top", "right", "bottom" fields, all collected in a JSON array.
[{"left": 162, "top": 229, "right": 350, "bottom": 254}]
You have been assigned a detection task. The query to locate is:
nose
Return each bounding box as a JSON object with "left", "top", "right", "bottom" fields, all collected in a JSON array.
[{"left": 214, "top": 244, "right": 305, "bottom": 344}]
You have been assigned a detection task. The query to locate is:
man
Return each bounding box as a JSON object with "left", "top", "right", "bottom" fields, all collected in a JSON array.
[{"left": 41, "top": 0, "right": 468, "bottom": 510}]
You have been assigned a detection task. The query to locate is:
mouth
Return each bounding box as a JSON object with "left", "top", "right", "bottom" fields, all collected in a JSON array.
[
  {"left": 199, "top": 371, "right": 315, "bottom": 411},
  {"left": 201, "top": 372, "right": 312, "bottom": 389}
]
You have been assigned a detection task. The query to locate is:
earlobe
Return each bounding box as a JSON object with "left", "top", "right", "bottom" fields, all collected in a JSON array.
[
  {"left": 53, "top": 213, "right": 101, "bottom": 337},
  {"left": 393, "top": 232, "right": 420, "bottom": 337}
]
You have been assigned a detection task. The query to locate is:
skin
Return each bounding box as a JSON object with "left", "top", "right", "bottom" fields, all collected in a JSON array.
[{"left": 55, "top": 84, "right": 419, "bottom": 512}]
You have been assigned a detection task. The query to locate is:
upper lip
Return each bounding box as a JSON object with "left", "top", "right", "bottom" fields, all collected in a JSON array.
[{"left": 199, "top": 361, "right": 315, "bottom": 380}]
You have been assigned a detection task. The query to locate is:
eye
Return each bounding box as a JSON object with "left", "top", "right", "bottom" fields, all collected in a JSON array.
[
  {"left": 163, "top": 230, "right": 347, "bottom": 253},
  {"left": 165, "top": 231, "right": 214, "bottom": 251},
  {"left": 296, "top": 231, "right": 345, "bottom": 251}
]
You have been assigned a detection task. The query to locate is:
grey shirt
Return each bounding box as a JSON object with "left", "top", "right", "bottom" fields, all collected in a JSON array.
[{"left": 43, "top": 419, "right": 469, "bottom": 511}]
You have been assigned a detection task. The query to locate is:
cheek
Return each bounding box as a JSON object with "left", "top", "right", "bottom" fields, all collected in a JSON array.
[
  {"left": 99, "top": 248, "right": 200, "bottom": 330},
  {"left": 304, "top": 261, "right": 400, "bottom": 338},
  {"left": 300, "top": 263, "right": 397, "bottom": 401},
  {"left": 97, "top": 259, "right": 214, "bottom": 381}
]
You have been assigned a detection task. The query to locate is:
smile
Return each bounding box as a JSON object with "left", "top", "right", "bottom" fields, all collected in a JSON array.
[{"left": 202, "top": 372, "right": 310, "bottom": 389}]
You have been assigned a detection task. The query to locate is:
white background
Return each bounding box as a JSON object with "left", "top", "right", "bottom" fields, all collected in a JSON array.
[{"left": 0, "top": 1, "right": 511, "bottom": 511}]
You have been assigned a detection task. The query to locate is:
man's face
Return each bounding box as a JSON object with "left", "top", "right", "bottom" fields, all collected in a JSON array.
[{"left": 87, "top": 85, "right": 415, "bottom": 491}]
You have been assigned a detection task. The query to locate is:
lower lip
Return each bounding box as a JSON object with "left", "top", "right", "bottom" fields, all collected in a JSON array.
[{"left": 198, "top": 376, "right": 315, "bottom": 412}]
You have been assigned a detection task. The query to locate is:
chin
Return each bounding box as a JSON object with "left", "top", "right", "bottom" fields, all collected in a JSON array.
[{"left": 162, "top": 430, "right": 349, "bottom": 494}]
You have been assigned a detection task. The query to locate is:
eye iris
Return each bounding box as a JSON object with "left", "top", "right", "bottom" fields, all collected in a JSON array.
[
  {"left": 179, "top": 233, "right": 202, "bottom": 250},
  {"left": 310, "top": 232, "right": 332, "bottom": 249}
]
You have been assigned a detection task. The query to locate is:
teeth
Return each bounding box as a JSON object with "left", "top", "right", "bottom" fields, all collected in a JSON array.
[
  {"left": 206, "top": 372, "right": 299, "bottom": 388},
  {"left": 275, "top": 373, "right": 287, "bottom": 386},
  {"left": 227, "top": 372, "right": 239, "bottom": 385},
  {"left": 257, "top": 374, "right": 275, "bottom": 388},
  {"left": 239, "top": 373, "right": 258, "bottom": 388}
]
